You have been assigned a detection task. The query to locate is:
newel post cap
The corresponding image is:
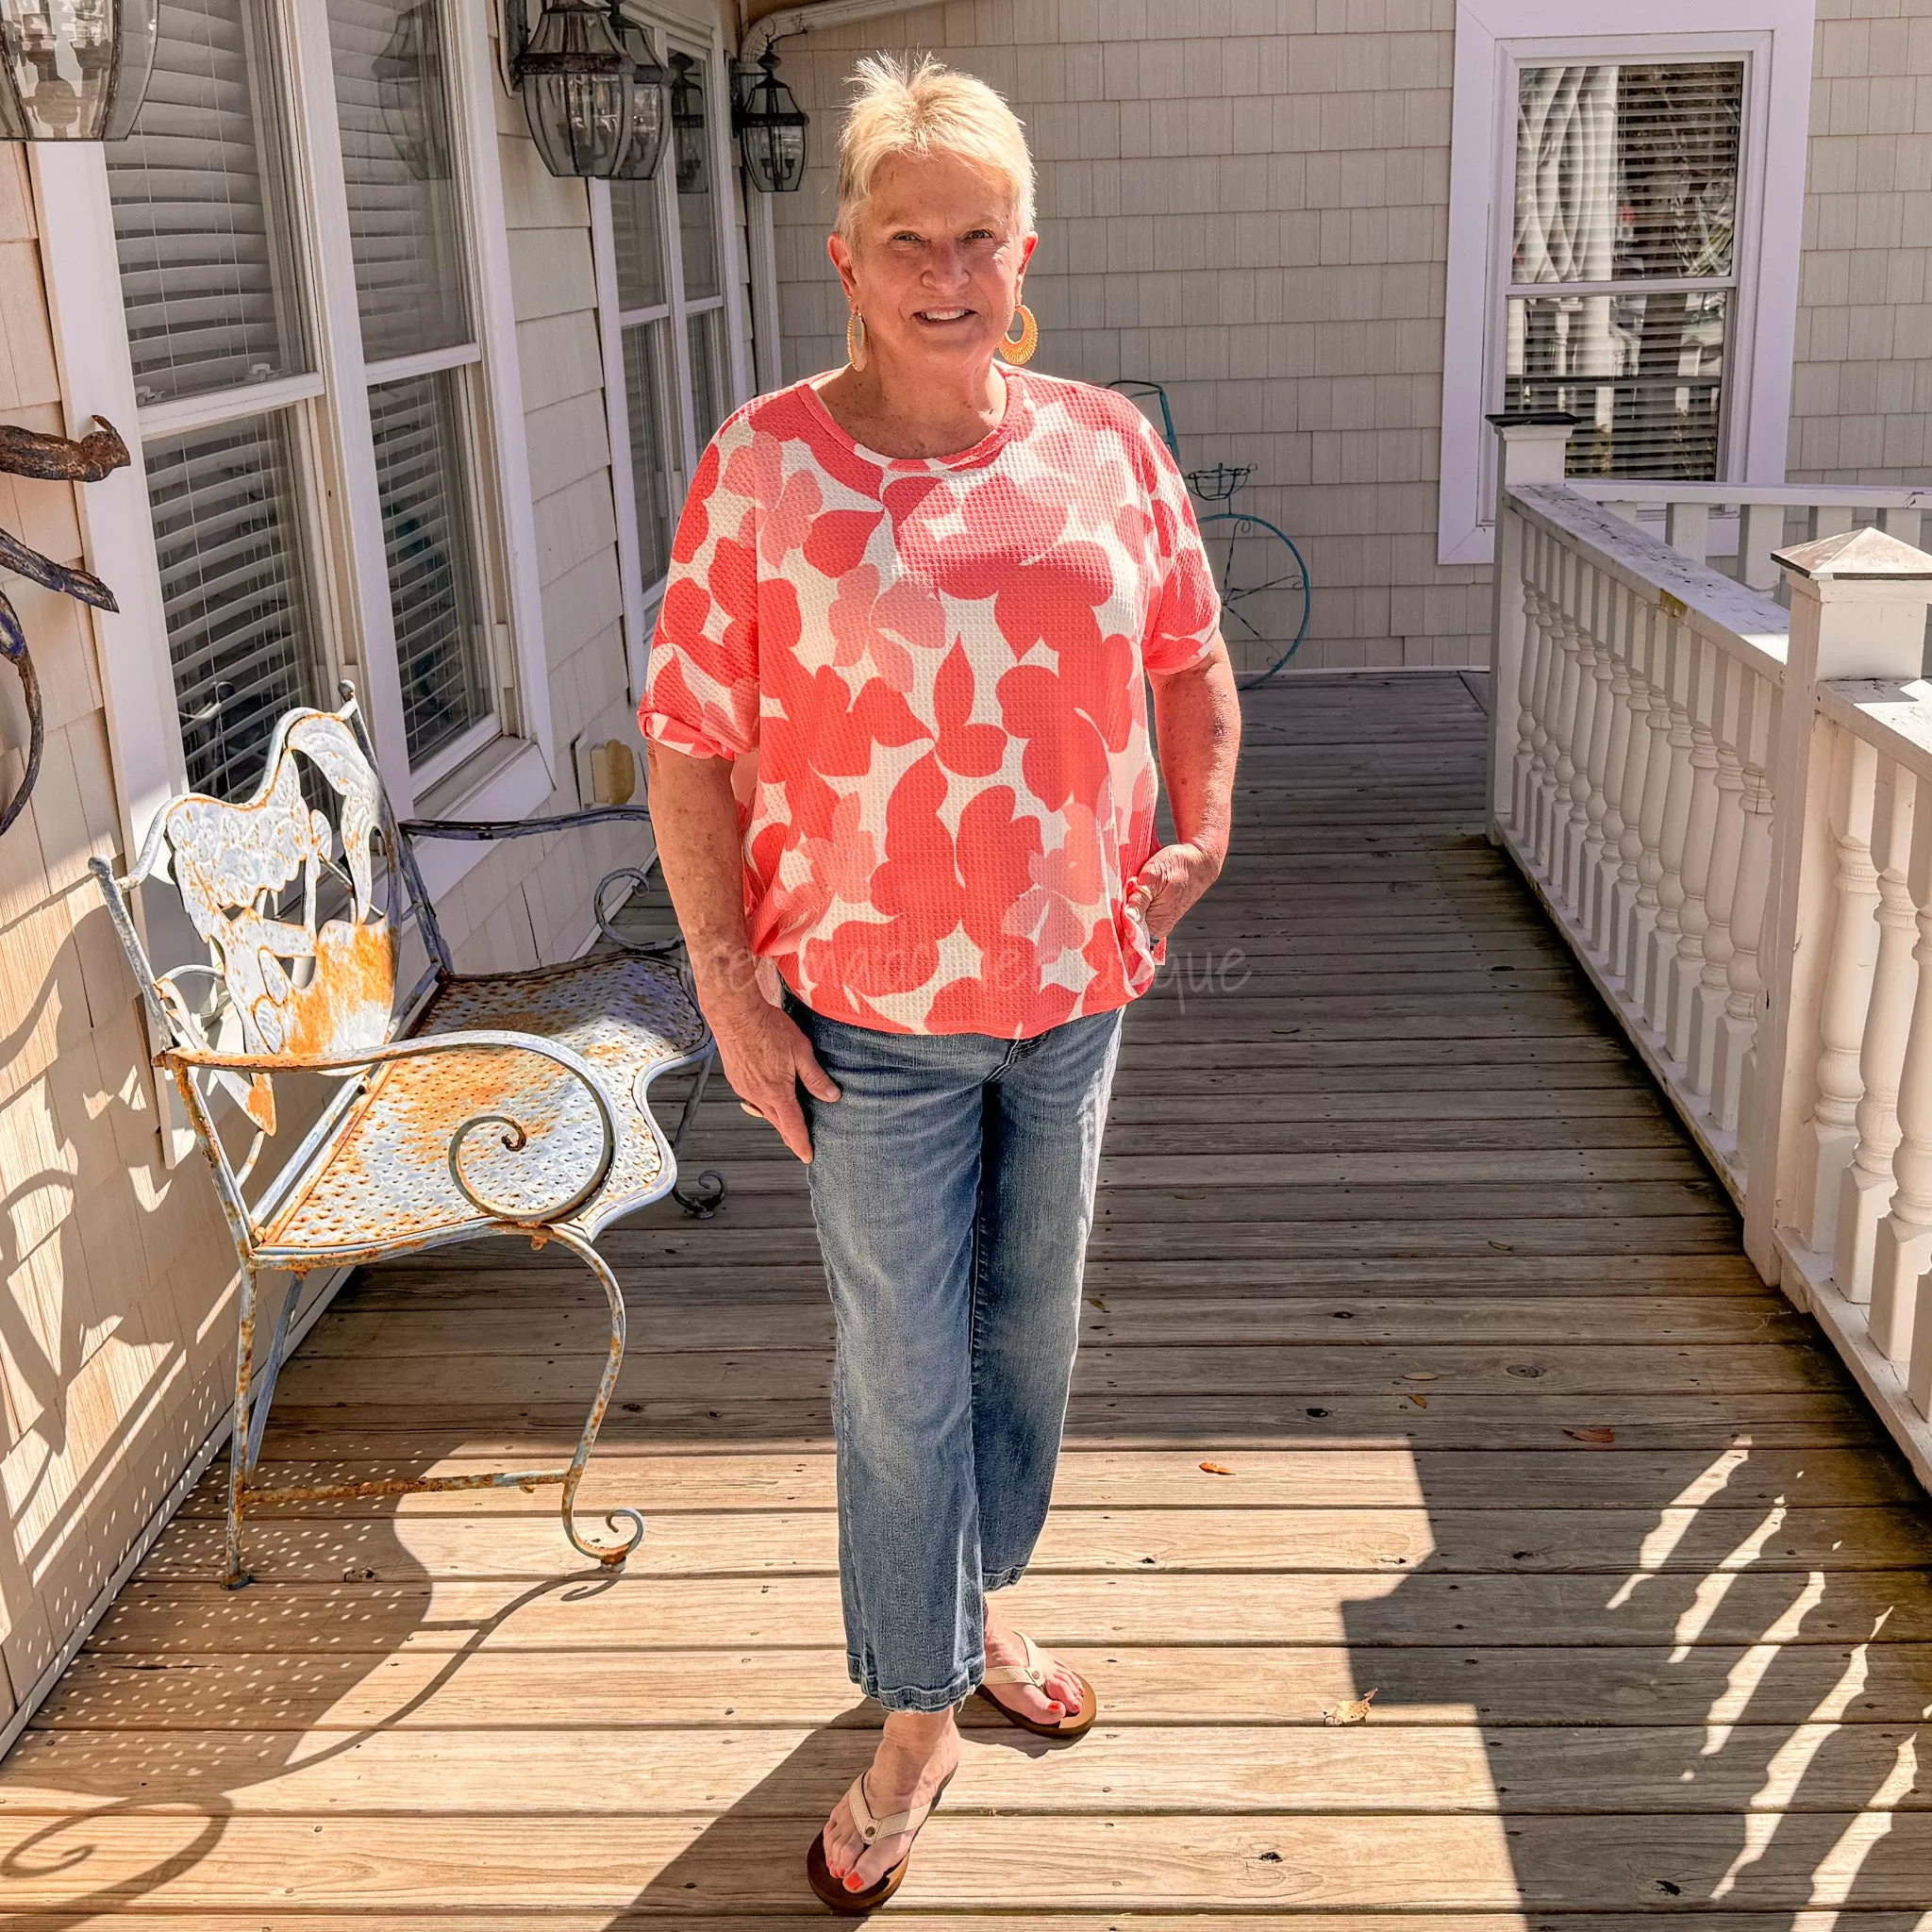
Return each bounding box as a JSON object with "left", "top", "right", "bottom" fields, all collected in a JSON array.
[{"left": 1774, "top": 525, "right": 1932, "bottom": 587}]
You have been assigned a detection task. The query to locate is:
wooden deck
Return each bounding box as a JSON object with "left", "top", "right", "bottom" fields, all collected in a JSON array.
[{"left": 8, "top": 670, "right": 1932, "bottom": 1924}]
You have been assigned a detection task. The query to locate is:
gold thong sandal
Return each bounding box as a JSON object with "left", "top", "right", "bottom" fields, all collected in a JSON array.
[
  {"left": 974, "top": 1632, "right": 1097, "bottom": 1740},
  {"left": 805, "top": 1767, "right": 955, "bottom": 1914}
]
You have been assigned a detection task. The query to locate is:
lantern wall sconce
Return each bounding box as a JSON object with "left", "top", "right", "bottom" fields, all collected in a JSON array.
[
  {"left": 505, "top": 0, "right": 669, "bottom": 181},
  {"left": 0, "top": 0, "right": 158, "bottom": 142},
  {"left": 733, "top": 47, "right": 808, "bottom": 194}
]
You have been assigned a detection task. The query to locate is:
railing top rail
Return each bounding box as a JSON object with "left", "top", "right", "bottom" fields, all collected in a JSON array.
[
  {"left": 1569, "top": 481, "right": 1932, "bottom": 510},
  {"left": 1508, "top": 482, "right": 1790, "bottom": 685},
  {"left": 1817, "top": 677, "right": 1932, "bottom": 788}
]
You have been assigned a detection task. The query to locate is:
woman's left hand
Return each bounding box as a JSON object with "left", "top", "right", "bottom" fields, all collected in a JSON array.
[{"left": 1126, "top": 839, "right": 1224, "bottom": 942}]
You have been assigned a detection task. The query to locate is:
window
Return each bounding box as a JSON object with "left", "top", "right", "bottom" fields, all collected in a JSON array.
[
  {"left": 1437, "top": 1, "right": 1816, "bottom": 566},
  {"left": 94, "top": 0, "right": 535, "bottom": 805},
  {"left": 591, "top": 18, "right": 746, "bottom": 692}
]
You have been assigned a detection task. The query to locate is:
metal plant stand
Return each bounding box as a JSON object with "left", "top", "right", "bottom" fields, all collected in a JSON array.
[{"left": 92, "top": 687, "right": 720, "bottom": 1588}]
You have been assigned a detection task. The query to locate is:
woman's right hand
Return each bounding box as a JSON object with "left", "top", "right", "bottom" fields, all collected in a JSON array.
[{"left": 708, "top": 997, "right": 841, "bottom": 1163}]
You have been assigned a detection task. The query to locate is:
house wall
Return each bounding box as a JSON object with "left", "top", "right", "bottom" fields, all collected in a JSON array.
[{"left": 766, "top": 0, "right": 1932, "bottom": 674}]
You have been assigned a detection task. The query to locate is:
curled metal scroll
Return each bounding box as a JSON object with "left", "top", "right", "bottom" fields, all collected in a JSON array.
[
  {"left": 0, "top": 419, "right": 130, "bottom": 837},
  {"left": 593, "top": 863, "right": 683, "bottom": 956}
]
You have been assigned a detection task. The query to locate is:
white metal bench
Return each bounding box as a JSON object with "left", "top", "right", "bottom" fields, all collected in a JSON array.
[{"left": 91, "top": 686, "right": 717, "bottom": 1588}]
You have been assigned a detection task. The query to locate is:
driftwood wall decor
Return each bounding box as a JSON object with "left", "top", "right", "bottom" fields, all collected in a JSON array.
[{"left": 0, "top": 416, "right": 128, "bottom": 835}]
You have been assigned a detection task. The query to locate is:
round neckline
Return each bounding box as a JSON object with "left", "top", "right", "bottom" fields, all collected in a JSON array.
[{"left": 801, "top": 365, "right": 1023, "bottom": 471}]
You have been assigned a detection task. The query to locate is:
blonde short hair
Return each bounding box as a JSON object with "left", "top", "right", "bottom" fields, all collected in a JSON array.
[{"left": 836, "top": 54, "right": 1035, "bottom": 240}]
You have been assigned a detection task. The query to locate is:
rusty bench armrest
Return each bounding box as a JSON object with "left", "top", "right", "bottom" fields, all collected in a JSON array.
[
  {"left": 159, "top": 1030, "right": 620, "bottom": 1234},
  {"left": 396, "top": 806, "right": 652, "bottom": 842},
  {"left": 398, "top": 807, "right": 685, "bottom": 960}
]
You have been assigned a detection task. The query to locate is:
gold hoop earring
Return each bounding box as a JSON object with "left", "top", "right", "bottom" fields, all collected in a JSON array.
[
  {"left": 846, "top": 310, "right": 868, "bottom": 372},
  {"left": 996, "top": 303, "right": 1038, "bottom": 366}
]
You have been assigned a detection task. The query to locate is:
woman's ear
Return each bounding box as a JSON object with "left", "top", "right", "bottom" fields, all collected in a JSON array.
[{"left": 827, "top": 231, "right": 859, "bottom": 304}]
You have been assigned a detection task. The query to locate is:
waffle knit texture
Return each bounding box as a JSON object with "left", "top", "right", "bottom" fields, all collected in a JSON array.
[{"left": 641, "top": 367, "right": 1221, "bottom": 1038}]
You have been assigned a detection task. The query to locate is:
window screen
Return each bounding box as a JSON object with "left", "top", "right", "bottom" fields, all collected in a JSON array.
[
  {"left": 622, "top": 321, "right": 675, "bottom": 588},
  {"left": 148, "top": 413, "right": 321, "bottom": 800},
  {"left": 371, "top": 372, "right": 490, "bottom": 764},
  {"left": 1505, "top": 60, "right": 1742, "bottom": 480},
  {"left": 329, "top": 0, "right": 470, "bottom": 364},
  {"left": 107, "top": 0, "right": 307, "bottom": 407}
]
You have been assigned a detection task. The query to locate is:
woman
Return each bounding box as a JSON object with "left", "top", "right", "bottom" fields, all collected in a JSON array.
[{"left": 642, "top": 55, "right": 1240, "bottom": 1910}]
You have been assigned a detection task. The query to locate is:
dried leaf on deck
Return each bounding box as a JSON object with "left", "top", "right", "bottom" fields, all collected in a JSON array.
[
  {"left": 1565, "top": 1426, "right": 1617, "bottom": 1445},
  {"left": 1088, "top": 1297, "right": 1108, "bottom": 1311},
  {"left": 1324, "top": 1688, "right": 1378, "bottom": 1725},
  {"left": 1199, "top": 1460, "right": 1235, "bottom": 1475},
  {"left": 1408, "top": 1393, "right": 1428, "bottom": 1407}
]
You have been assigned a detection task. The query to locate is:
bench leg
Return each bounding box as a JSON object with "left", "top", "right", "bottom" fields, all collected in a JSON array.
[
  {"left": 671, "top": 1047, "right": 726, "bottom": 1219},
  {"left": 223, "top": 1262, "right": 260, "bottom": 1591},
  {"left": 547, "top": 1225, "right": 646, "bottom": 1567}
]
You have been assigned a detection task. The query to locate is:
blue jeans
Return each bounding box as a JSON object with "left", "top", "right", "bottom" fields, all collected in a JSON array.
[{"left": 790, "top": 998, "right": 1124, "bottom": 1714}]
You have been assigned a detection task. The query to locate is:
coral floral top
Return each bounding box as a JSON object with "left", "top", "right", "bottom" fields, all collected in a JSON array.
[{"left": 641, "top": 367, "right": 1221, "bottom": 1037}]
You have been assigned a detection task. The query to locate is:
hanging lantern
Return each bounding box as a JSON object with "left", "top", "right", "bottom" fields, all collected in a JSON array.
[
  {"left": 668, "top": 50, "right": 706, "bottom": 194},
  {"left": 373, "top": 2, "right": 452, "bottom": 183},
  {"left": 516, "top": 0, "right": 633, "bottom": 180},
  {"left": 0, "top": 0, "right": 158, "bottom": 142},
  {"left": 733, "top": 48, "right": 807, "bottom": 194},
  {"left": 608, "top": 14, "right": 667, "bottom": 182}
]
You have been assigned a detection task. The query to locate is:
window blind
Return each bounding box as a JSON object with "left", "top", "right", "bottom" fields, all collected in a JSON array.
[
  {"left": 622, "top": 321, "right": 673, "bottom": 587},
  {"left": 147, "top": 414, "right": 321, "bottom": 800},
  {"left": 370, "top": 373, "right": 489, "bottom": 764},
  {"left": 1507, "top": 59, "right": 1742, "bottom": 482},
  {"left": 328, "top": 0, "right": 469, "bottom": 365},
  {"left": 106, "top": 0, "right": 306, "bottom": 407},
  {"left": 610, "top": 176, "right": 666, "bottom": 314}
]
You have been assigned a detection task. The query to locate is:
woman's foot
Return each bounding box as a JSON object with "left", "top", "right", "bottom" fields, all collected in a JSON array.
[
  {"left": 820, "top": 1707, "right": 960, "bottom": 1895},
  {"left": 982, "top": 1598, "right": 1089, "bottom": 1725}
]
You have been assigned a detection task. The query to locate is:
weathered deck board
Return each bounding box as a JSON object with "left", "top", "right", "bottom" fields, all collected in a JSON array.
[{"left": 10, "top": 672, "right": 1932, "bottom": 1924}]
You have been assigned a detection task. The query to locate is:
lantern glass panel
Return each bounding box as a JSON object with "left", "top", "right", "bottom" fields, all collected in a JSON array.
[
  {"left": 520, "top": 0, "right": 630, "bottom": 180},
  {"left": 609, "top": 24, "right": 665, "bottom": 181},
  {"left": 0, "top": 0, "right": 159, "bottom": 141},
  {"left": 670, "top": 51, "right": 706, "bottom": 195}
]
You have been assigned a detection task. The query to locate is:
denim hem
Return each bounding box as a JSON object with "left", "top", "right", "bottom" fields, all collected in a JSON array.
[
  {"left": 850, "top": 1656, "right": 978, "bottom": 1714},
  {"left": 983, "top": 1564, "right": 1026, "bottom": 1591}
]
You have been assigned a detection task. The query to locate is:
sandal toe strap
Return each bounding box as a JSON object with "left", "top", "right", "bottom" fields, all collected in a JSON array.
[
  {"left": 982, "top": 1629, "right": 1048, "bottom": 1690},
  {"left": 847, "top": 1771, "right": 935, "bottom": 1846}
]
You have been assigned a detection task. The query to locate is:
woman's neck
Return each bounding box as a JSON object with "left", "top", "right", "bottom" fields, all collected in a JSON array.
[{"left": 814, "top": 354, "right": 1008, "bottom": 459}]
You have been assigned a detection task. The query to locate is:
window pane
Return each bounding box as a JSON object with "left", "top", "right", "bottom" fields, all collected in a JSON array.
[
  {"left": 622, "top": 320, "right": 675, "bottom": 587},
  {"left": 675, "top": 60, "right": 719, "bottom": 301},
  {"left": 610, "top": 175, "right": 667, "bottom": 313},
  {"left": 329, "top": 0, "right": 470, "bottom": 363},
  {"left": 1506, "top": 289, "right": 1728, "bottom": 480},
  {"left": 107, "top": 0, "right": 308, "bottom": 407},
  {"left": 369, "top": 372, "right": 491, "bottom": 763},
  {"left": 687, "top": 307, "right": 724, "bottom": 451},
  {"left": 1514, "top": 61, "right": 1742, "bottom": 287},
  {"left": 147, "top": 412, "right": 321, "bottom": 800}
]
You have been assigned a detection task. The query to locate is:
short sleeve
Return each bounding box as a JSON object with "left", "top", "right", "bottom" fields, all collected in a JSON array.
[
  {"left": 641, "top": 408, "right": 762, "bottom": 760},
  {"left": 1138, "top": 419, "right": 1222, "bottom": 675}
]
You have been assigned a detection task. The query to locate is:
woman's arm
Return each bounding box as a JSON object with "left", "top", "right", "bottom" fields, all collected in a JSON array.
[
  {"left": 645, "top": 742, "right": 839, "bottom": 1161},
  {"left": 1132, "top": 639, "right": 1241, "bottom": 940}
]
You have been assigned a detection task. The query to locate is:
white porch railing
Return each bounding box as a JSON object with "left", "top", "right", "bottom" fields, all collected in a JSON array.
[{"left": 1489, "top": 420, "right": 1932, "bottom": 1490}]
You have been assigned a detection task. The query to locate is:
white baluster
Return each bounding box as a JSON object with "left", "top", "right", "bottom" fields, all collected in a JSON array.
[
  {"left": 1520, "top": 528, "right": 1556, "bottom": 844},
  {"left": 1578, "top": 569, "right": 1618, "bottom": 947},
  {"left": 1739, "top": 501, "right": 1783, "bottom": 592},
  {"left": 1512, "top": 571, "right": 1545, "bottom": 838},
  {"left": 1592, "top": 584, "right": 1635, "bottom": 955},
  {"left": 1541, "top": 564, "right": 1583, "bottom": 881},
  {"left": 1872, "top": 776, "right": 1932, "bottom": 1372},
  {"left": 1666, "top": 637, "right": 1723, "bottom": 1063},
  {"left": 1610, "top": 621, "right": 1654, "bottom": 984},
  {"left": 1628, "top": 605, "right": 1674, "bottom": 1008},
  {"left": 1530, "top": 544, "right": 1569, "bottom": 872},
  {"left": 1644, "top": 621, "right": 1697, "bottom": 1032},
  {"left": 1837, "top": 761, "right": 1918, "bottom": 1301},
  {"left": 1689, "top": 658, "right": 1744, "bottom": 1099},
  {"left": 1562, "top": 592, "right": 1601, "bottom": 914},
  {"left": 1793, "top": 734, "right": 1880, "bottom": 1252},
  {"left": 1714, "top": 688, "right": 1775, "bottom": 1141},
  {"left": 1666, "top": 499, "right": 1710, "bottom": 562}
]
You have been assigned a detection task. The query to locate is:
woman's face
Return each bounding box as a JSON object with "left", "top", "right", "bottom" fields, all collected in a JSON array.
[{"left": 828, "top": 149, "right": 1036, "bottom": 379}]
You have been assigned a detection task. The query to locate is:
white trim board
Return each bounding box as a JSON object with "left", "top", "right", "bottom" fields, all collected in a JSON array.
[{"left": 1439, "top": 0, "right": 1817, "bottom": 566}]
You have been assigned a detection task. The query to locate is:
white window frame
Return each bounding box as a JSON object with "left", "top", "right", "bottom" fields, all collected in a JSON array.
[
  {"left": 29, "top": 0, "right": 554, "bottom": 878},
  {"left": 1439, "top": 0, "right": 1816, "bottom": 566},
  {"left": 591, "top": 8, "right": 751, "bottom": 699}
]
